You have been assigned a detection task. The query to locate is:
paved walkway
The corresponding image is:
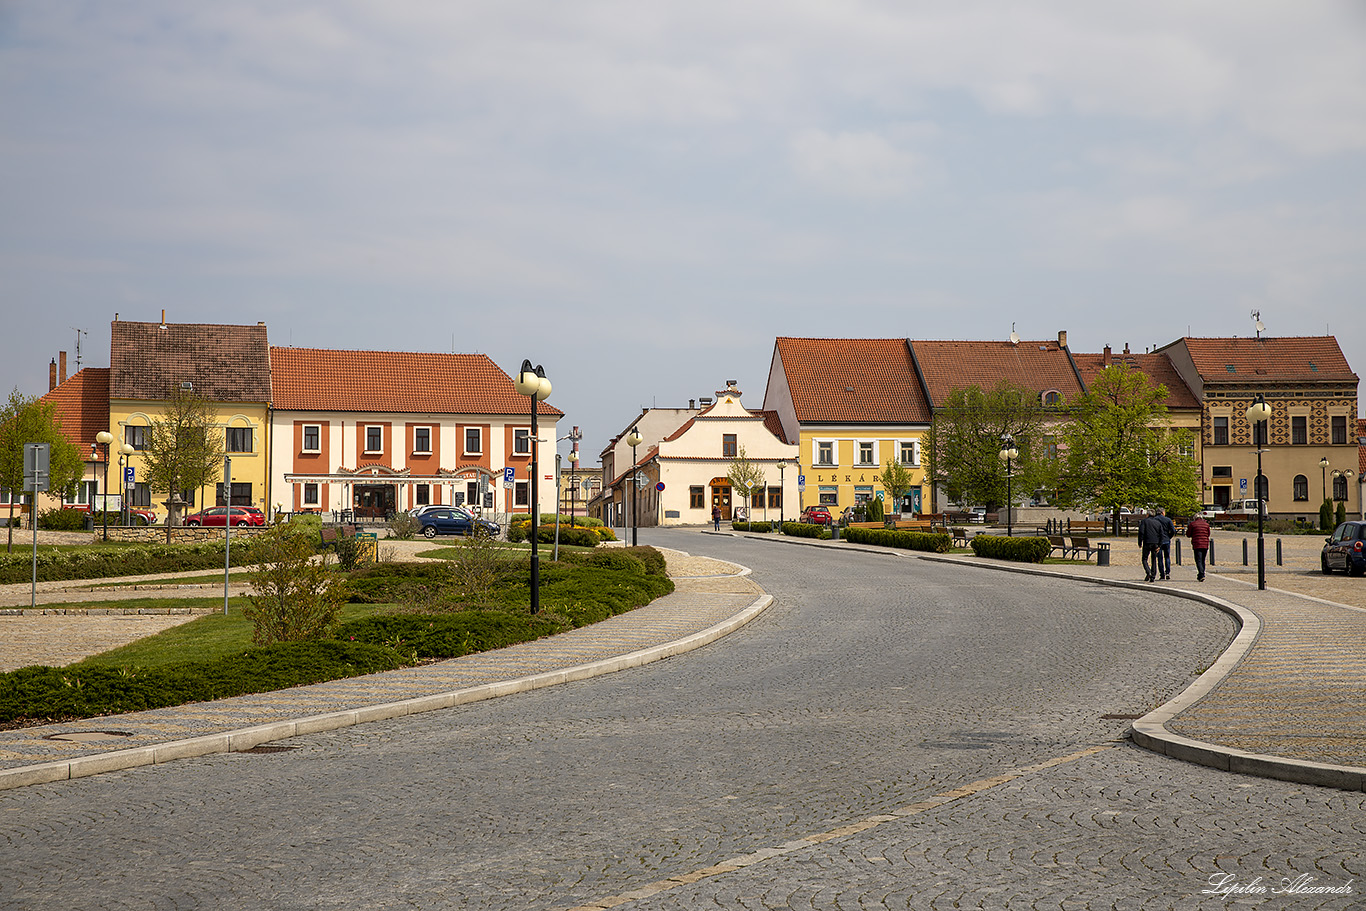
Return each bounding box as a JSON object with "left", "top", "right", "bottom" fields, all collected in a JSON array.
[{"left": 1, "top": 530, "right": 1363, "bottom": 794}]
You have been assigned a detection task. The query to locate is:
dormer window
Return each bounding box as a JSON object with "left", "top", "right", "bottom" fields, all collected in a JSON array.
[{"left": 1041, "top": 390, "right": 1063, "bottom": 407}]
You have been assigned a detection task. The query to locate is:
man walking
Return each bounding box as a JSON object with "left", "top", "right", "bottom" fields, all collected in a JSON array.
[
  {"left": 1155, "top": 506, "right": 1177, "bottom": 581},
  {"left": 1138, "top": 510, "right": 1163, "bottom": 582},
  {"left": 1188, "top": 512, "right": 1212, "bottom": 582}
]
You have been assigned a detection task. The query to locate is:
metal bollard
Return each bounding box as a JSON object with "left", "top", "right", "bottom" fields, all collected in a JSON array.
[
  {"left": 1242, "top": 537, "right": 1248, "bottom": 566},
  {"left": 1276, "top": 538, "right": 1282, "bottom": 566},
  {"left": 1209, "top": 538, "right": 1215, "bottom": 566},
  {"left": 1175, "top": 538, "right": 1182, "bottom": 565}
]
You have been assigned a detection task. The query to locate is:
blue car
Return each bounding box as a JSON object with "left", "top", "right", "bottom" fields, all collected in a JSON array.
[
  {"left": 419, "top": 507, "right": 500, "bottom": 539},
  {"left": 1321, "top": 521, "right": 1366, "bottom": 576}
]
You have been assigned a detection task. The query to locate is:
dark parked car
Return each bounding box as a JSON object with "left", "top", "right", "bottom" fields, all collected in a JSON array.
[
  {"left": 183, "top": 507, "right": 265, "bottom": 527},
  {"left": 419, "top": 507, "right": 500, "bottom": 539},
  {"left": 1321, "top": 521, "right": 1366, "bottom": 576},
  {"left": 800, "top": 505, "right": 832, "bottom": 526}
]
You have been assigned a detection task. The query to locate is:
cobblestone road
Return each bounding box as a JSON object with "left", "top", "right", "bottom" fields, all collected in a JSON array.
[{"left": 0, "top": 530, "right": 1361, "bottom": 910}]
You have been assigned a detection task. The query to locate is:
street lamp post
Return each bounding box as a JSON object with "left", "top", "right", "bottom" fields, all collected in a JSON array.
[
  {"left": 626, "top": 428, "right": 643, "bottom": 547},
  {"left": 514, "top": 360, "right": 552, "bottom": 614},
  {"left": 1320, "top": 456, "right": 1330, "bottom": 506},
  {"left": 776, "top": 460, "right": 787, "bottom": 525},
  {"left": 117, "top": 443, "right": 134, "bottom": 526},
  {"left": 567, "top": 450, "right": 579, "bottom": 527},
  {"left": 1246, "top": 394, "right": 1272, "bottom": 591},
  {"left": 95, "top": 431, "right": 113, "bottom": 540},
  {"left": 998, "top": 434, "right": 1018, "bottom": 537}
]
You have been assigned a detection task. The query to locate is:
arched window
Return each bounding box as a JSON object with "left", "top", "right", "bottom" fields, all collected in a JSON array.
[
  {"left": 1254, "top": 474, "right": 1269, "bottom": 501},
  {"left": 1334, "top": 475, "right": 1348, "bottom": 501},
  {"left": 1293, "top": 475, "right": 1309, "bottom": 501},
  {"left": 1041, "top": 390, "right": 1063, "bottom": 407}
]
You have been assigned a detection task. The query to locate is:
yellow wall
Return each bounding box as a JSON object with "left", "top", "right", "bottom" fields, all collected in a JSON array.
[
  {"left": 795, "top": 429, "right": 931, "bottom": 513},
  {"left": 109, "top": 400, "right": 270, "bottom": 514}
]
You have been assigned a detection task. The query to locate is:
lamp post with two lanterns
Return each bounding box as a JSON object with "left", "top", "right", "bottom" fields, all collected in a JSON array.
[
  {"left": 998, "top": 434, "right": 1018, "bottom": 537},
  {"left": 514, "top": 360, "right": 552, "bottom": 614},
  {"left": 1246, "top": 394, "right": 1272, "bottom": 591},
  {"left": 94, "top": 431, "right": 114, "bottom": 541},
  {"left": 776, "top": 460, "right": 787, "bottom": 525}
]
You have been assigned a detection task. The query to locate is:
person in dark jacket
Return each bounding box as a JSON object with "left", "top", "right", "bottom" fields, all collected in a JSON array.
[
  {"left": 712, "top": 505, "right": 722, "bottom": 531},
  {"left": 1137, "top": 512, "right": 1164, "bottom": 582},
  {"left": 1187, "top": 514, "right": 1212, "bottom": 582},
  {"left": 1155, "top": 506, "right": 1177, "bottom": 580}
]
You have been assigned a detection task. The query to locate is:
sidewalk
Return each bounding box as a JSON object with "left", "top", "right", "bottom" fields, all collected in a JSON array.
[
  {"left": 721, "top": 527, "right": 1366, "bottom": 792},
  {"left": 0, "top": 550, "right": 770, "bottom": 790}
]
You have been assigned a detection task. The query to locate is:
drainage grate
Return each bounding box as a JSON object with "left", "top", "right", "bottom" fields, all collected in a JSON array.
[{"left": 238, "top": 745, "right": 296, "bottom": 754}]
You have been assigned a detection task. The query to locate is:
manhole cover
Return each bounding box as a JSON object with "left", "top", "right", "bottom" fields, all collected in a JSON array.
[
  {"left": 1101, "top": 713, "right": 1143, "bottom": 720},
  {"left": 45, "top": 731, "right": 135, "bottom": 743},
  {"left": 238, "top": 745, "right": 296, "bottom": 754}
]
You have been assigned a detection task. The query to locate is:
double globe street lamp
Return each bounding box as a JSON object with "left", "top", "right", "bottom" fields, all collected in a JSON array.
[
  {"left": 1246, "top": 394, "right": 1272, "bottom": 591},
  {"left": 998, "top": 434, "right": 1018, "bottom": 537},
  {"left": 514, "top": 361, "right": 552, "bottom": 614}
]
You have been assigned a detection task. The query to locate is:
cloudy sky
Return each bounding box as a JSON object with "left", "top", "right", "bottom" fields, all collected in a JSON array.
[{"left": 4, "top": 2, "right": 1365, "bottom": 457}]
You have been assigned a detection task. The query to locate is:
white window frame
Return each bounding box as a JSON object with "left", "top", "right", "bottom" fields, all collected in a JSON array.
[
  {"left": 465, "top": 427, "right": 483, "bottom": 456},
  {"left": 513, "top": 428, "right": 531, "bottom": 455},
  {"left": 413, "top": 426, "right": 433, "bottom": 454},
  {"left": 302, "top": 424, "right": 322, "bottom": 454},
  {"left": 856, "top": 440, "right": 878, "bottom": 467},
  {"left": 813, "top": 438, "right": 838, "bottom": 467},
  {"left": 364, "top": 425, "right": 384, "bottom": 454},
  {"left": 303, "top": 483, "right": 320, "bottom": 507},
  {"left": 226, "top": 426, "right": 253, "bottom": 454},
  {"left": 898, "top": 439, "right": 921, "bottom": 467}
]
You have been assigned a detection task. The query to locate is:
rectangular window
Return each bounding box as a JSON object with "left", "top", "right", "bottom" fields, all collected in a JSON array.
[
  {"left": 1292, "top": 416, "right": 1307, "bottom": 445},
  {"left": 125, "top": 426, "right": 148, "bottom": 451},
  {"left": 1332, "top": 415, "right": 1348, "bottom": 445},
  {"left": 302, "top": 425, "right": 321, "bottom": 452},
  {"left": 818, "top": 485, "right": 838, "bottom": 506},
  {"left": 767, "top": 487, "right": 782, "bottom": 509},
  {"left": 1212, "top": 465, "right": 1233, "bottom": 478},
  {"left": 465, "top": 427, "right": 482, "bottom": 454},
  {"left": 1253, "top": 421, "right": 1267, "bottom": 446},
  {"left": 690, "top": 486, "right": 705, "bottom": 509},
  {"left": 467, "top": 482, "right": 479, "bottom": 507},
  {"left": 415, "top": 483, "right": 430, "bottom": 505},
  {"left": 899, "top": 441, "right": 919, "bottom": 466},
  {"left": 130, "top": 482, "right": 152, "bottom": 508},
  {"left": 858, "top": 442, "right": 874, "bottom": 465},
  {"left": 514, "top": 481, "right": 528, "bottom": 507},
  {"left": 226, "top": 427, "right": 253, "bottom": 453},
  {"left": 413, "top": 428, "right": 431, "bottom": 454},
  {"left": 365, "top": 426, "right": 383, "bottom": 453},
  {"left": 817, "top": 441, "right": 834, "bottom": 466},
  {"left": 514, "top": 428, "right": 530, "bottom": 454},
  {"left": 303, "top": 483, "right": 320, "bottom": 506},
  {"left": 722, "top": 434, "right": 737, "bottom": 458},
  {"left": 216, "top": 482, "right": 252, "bottom": 506},
  {"left": 1212, "top": 416, "right": 1229, "bottom": 446}
]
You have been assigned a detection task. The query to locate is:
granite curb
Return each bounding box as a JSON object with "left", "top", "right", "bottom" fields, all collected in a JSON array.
[
  {"left": 711, "top": 528, "right": 1366, "bottom": 792},
  {"left": 0, "top": 558, "right": 772, "bottom": 792}
]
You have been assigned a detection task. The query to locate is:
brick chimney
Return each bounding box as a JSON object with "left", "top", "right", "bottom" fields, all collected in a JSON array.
[
  {"left": 49, "top": 358, "right": 57, "bottom": 391},
  {"left": 59, "top": 351, "right": 67, "bottom": 385},
  {"left": 1123, "top": 343, "right": 1131, "bottom": 355},
  {"left": 1057, "top": 330, "right": 1067, "bottom": 348},
  {"left": 1103, "top": 345, "right": 1112, "bottom": 366}
]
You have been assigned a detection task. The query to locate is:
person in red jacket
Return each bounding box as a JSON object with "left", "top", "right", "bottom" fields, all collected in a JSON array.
[{"left": 1188, "top": 514, "right": 1212, "bottom": 582}]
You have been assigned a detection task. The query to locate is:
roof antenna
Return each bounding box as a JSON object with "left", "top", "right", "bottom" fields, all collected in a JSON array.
[
  {"left": 1252, "top": 310, "right": 1265, "bottom": 338},
  {"left": 70, "top": 327, "right": 87, "bottom": 369},
  {"left": 1008, "top": 322, "right": 1020, "bottom": 346}
]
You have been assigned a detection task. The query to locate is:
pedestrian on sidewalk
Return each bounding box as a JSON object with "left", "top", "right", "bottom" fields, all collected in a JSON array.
[
  {"left": 1138, "top": 511, "right": 1163, "bottom": 582},
  {"left": 712, "top": 505, "right": 722, "bottom": 531},
  {"left": 1188, "top": 513, "right": 1211, "bottom": 582},
  {"left": 1155, "top": 506, "right": 1176, "bottom": 580}
]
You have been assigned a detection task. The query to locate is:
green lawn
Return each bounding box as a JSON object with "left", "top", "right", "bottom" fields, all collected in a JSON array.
[
  {"left": 72, "top": 599, "right": 393, "bottom": 669},
  {"left": 88, "top": 571, "right": 254, "bottom": 588}
]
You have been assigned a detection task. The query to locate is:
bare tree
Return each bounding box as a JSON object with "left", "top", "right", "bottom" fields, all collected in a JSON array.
[{"left": 140, "top": 387, "right": 226, "bottom": 541}]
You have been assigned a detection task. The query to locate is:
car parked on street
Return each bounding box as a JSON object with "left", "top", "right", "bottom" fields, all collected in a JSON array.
[
  {"left": 182, "top": 506, "right": 266, "bottom": 527},
  {"left": 1321, "top": 521, "right": 1366, "bottom": 575},
  {"left": 799, "top": 505, "right": 832, "bottom": 526},
  {"left": 419, "top": 507, "right": 500, "bottom": 539}
]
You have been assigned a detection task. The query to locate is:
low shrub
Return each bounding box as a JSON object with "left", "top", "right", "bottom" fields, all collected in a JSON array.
[
  {"left": 842, "top": 527, "right": 951, "bottom": 553},
  {"left": 0, "top": 541, "right": 254, "bottom": 585},
  {"left": 781, "top": 522, "right": 832, "bottom": 540},
  {"left": 507, "top": 519, "right": 615, "bottom": 545},
  {"left": 37, "top": 508, "right": 91, "bottom": 531},
  {"left": 346, "top": 562, "right": 458, "bottom": 603},
  {"left": 387, "top": 512, "right": 419, "bottom": 540},
  {"left": 731, "top": 521, "right": 774, "bottom": 533},
  {"left": 337, "top": 612, "right": 564, "bottom": 660},
  {"left": 969, "top": 534, "right": 1051, "bottom": 563}
]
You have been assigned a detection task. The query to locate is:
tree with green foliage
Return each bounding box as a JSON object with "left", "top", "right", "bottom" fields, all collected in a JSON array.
[
  {"left": 1056, "top": 365, "right": 1200, "bottom": 523},
  {"left": 925, "top": 382, "right": 1053, "bottom": 512},
  {"left": 865, "top": 495, "right": 885, "bottom": 523},
  {"left": 1320, "top": 499, "right": 1335, "bottom": 532},
  {"left": 244, "top": 523, "right": 348, "bottom": 644},
  {"left": 0, "top": 388, "right": 86, "bottom": 552},
  {"left": 878, "top": 455, "right": 915, "bottom": 516},
  {"left": 140, "top": 387, "right": 225, "bottom": 541},
  {"left": 1335, "top": 501, "right": 1347, "bottom": 528},
  {"left": 726, "top": 445, "right": 766, "bottom": 520}
]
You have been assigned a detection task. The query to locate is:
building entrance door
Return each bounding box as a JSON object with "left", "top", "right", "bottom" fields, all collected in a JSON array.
[
  {"left": 353, "top": 484, "right": 395, "bottom": 520},
  {"left": 709, "top": 478, "right": 733, "bottom": 521}
]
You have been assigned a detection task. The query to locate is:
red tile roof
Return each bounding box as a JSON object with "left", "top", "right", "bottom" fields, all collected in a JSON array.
[
  {"left": 110, "top": 320, "right": 271, "bottom": 402},
  {"left": 774, "top": 338, "right": 932, "bottom": 424},
  {"left": 909, "top": 339, "right": 1085, "bottom": 408},
  {"left": 660, "top": 410, "right": 792, "bottom": 444},
  {"left": 1177, "top": 337, "right": 1357, "bottom": 384},
  {"left": 39, "top": 368, "right": 111, "bottom": 455},
  {"left": 271, "top": 348, "right": 562, "bottom": 416},
  {"left": 1071, "top": 351, "right": 1201, "bottom": 410}
]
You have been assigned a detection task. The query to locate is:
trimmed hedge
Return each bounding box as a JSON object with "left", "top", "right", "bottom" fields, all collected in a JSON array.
[
  {"left": 969, "top": 534, "right": 1051, "bottom": 563},
  {"left": 731, "top": 521, "right": 774, "bottom": 533},
  {"left": 842, "top": 527, "right": 952, "bottom": 553},
  {"left": 0, "top": 541, "right": 254, "bottom": 585},
  {"left": 507, "top": 520, "right": 617, "bottom": 545},
  {"left": 781, "top": 522, "right": 832, "bottom": 540},
  {"left": 0, "top": 640, "right": 403, "bottom": 726}
]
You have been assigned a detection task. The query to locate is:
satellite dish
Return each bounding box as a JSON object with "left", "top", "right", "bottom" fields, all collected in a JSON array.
[{"left": 1008, "top": 322, "right": 1020, "bottom": 346}]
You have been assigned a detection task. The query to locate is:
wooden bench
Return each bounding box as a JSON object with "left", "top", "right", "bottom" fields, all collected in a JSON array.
[
  {"left": 1068, "top": 520, "right": 1108, "bottom": 535},
  {"left": 320, "top": 524, "right": 359, "bottom": 547},
  {"left": 1047, "top": 534, "right": 1072, "bottom": 558},
  {"left": 893, "top": 520, "right": 933, "bottom": 532},
  {"left": 1069, "top": 535, "right": 1103, "bottom": 561},
  {"left": 846, "top": 521, "right": 885, "bottom": 530}
]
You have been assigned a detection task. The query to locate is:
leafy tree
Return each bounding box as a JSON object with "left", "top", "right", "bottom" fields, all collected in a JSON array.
[
  {"left": 1056, "top": 365, "right": 1200, "bottom": 523},
  {"left": 878, "top": 456, "right": 915, "bottom": 515},
  {"left": 726, "top": 445, "right": 766, "bottom": 519},
  {"left": 0, "top": 389, "right": 86, "bottom": 552},
  {"left": 924, "top": 382, "right": 1052, "bottom": 512},
  {"left": 244, "top": 523, "right": 348, "bottom": 644},
  {"left": 865, "top": 495, "right": 884, "bottom": 523},
  {"left": 140, "top": 387, "right": 226, "bottom": 541}
]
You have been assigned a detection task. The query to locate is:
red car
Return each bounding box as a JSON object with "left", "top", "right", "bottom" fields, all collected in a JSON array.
[
  {"left": 800, "top": 505, "right": 833, "bottom": 526},
  {"left": 183, "top": 507, "right": 265, "bottom": 527}
]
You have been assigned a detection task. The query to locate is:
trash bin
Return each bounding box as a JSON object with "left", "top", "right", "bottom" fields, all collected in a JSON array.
[
  {"left": 831, "top": 524, "right": 840, "bottom": 541},
  {"left": 84, "top": 513, "right": 94, "bottom": 531},
  {"left": 1097, "top": 541, "right": 1110, "bottom": 566}
]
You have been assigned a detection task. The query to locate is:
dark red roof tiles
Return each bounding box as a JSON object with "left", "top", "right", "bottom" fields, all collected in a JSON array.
[
  {"left": 909, "top": 339, "right": 1085, "bottom": 408},
  {"left": 1178, "top": 337, "right": 1357, "bottom": 384},
  {"left": 39, "top": 368, "right": 111, "bottom": 453},
  {"left": 110, "top": 320, "right": 271, "bottom": 402},
  {"left": 774, "top": 338, "right": 931, "bottom": 424},
  {"left": 1072, "top": 351, "right": 1201, "bottom": 410}
]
